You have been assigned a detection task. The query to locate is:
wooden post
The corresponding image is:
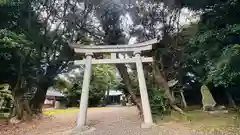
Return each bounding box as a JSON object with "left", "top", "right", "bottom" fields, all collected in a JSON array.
[{"left": 180, "top": 90, "right": 187, "bottom": 108}]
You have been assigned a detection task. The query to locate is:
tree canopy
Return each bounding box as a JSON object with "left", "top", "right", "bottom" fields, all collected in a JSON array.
[
  {"left": 182, "top": 0, "right": 240, "bottom": 88},
  {"left": 1, "top": 0, "right": 240, "bottom": 120}
]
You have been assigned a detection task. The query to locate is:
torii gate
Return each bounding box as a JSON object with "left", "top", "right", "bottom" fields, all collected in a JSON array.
[{"left": 70, "top": 38, "right": 158, "bottom": 128}]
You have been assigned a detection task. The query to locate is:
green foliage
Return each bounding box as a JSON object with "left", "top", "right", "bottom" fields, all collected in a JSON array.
[
  {"left": 55, "top": 64, "right": 118, "bottom": 107},
  {"left": 182, "top": 0, "right": 240, "bottom": 88},
  {"left": 0, "top": 0, "right": 7, "bottom": 5},
  {"left": 89, "top": 65, "right": 117, "bottom": 106},
  {"left": 0, "top": 29, "right": 32, "bottom": 48},
  {"left": 0, "top": 0, "right": 94, "bottom": 118},
  {"left": 207, "top": 44, "right": 240, "bottom": 87},
  {"left": 0, "top": 29, "right": 35, "bottom": 87},
  {"left": 149, "top": 88, "right": 171, "bottom": 116},
  {"left": 158, "top": 0, "right": 230, "bottom": 10},
  {"left": 0, "top": 0, "right": 237, "bottom": 120},
  {"left": 181, "top": 0, "right": 229, "bottom": 10},
  {"left": 0, "top": 84, "right": 14, "bottom": 112}
]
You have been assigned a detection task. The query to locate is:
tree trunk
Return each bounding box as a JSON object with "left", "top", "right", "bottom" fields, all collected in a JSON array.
[
  {"left": 14, "top": 96, "right": 23, "bottom": 119},
  {"left": 103, "top": 88, "right": 110, "bottom": 105},
  {"left": 22, "top": 99, "right": 32, "bottom": 120},
  {"left": 31, "top": 77, "right": 53, "bottom": 114},
  {"left": 30, "top": 89, "right": 45, "bottom": 114},
  {"left": 116, "top": 64, "right": 143, "bottom": 116},
  {"left": 10, "top": 86, "right": 46, "bottom": 121},
  {"left": 12, "top": 96, "right": 32, "bottom": 121},
  {"left": 152, "top": 61, "right": 185, "bottom": 115},
  {"left": 180, "top": 90, "right": 187, "bottom": 108},
  {"left": 226, "top": 91, "right": 236, "bottom": 108}
]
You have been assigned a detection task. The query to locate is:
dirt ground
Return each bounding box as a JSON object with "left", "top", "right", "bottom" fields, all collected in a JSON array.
[{"left": 0, "top": 106, "right": 240, "bottom": 135}]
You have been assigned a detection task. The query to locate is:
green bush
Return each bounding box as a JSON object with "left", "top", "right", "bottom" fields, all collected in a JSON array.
[
  {"left": 149, "top": 88, "right": 171, "bottom": 116},
  {"left": 0, "top": 84, "right": 14, "bottom": 112}
]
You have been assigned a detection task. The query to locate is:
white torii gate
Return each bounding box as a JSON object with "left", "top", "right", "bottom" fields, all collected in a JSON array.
[{"left": 70, "top": 38, "right": 158, "bottom": 129}]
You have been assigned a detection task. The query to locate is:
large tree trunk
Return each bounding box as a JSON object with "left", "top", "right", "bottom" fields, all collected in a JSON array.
[
  {"left": 152, "top": 61, "right": 185, "bottom": 115},
  {"left": 11, "top": 81, "right": 52, "bottom": 121},
  {"left": 14, "top": 96, "right": 24, "bottom": 120},
  {"left": 10, "top": 55, "right": 34, "bottom": 121},
  {"left": 31, "top": 80, "right": 52, "bottom": 115},
  {"left": 116, "top": 64, "right": 143, "bottom": 116},
  {"left": 21, "top": 99, "right": 32, "bottom": 120},
  {"left": 11, "top": 95, "right": 32, "bottom": 122},
  {"left": 11, "top": 77, "right": 33, "bottom": 121},
  {"left": 31, "top": 88, "right": 46, "bottom": 114}
]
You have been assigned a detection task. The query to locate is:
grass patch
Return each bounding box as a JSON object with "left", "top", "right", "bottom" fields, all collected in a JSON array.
[
  {"left": 155, "top": 109, "right": 240, "bottom": 134},
  {"left": 0, "top": 113, "right": 10, "bottom": 120},
  {"left": 157, "top": 109, "right": 236, "bottom": 125},
  {"left": 43, "top": 107, "right": 112, "bottom": 116}
]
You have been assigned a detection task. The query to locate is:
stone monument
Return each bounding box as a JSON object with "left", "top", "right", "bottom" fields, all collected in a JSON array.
[{"left": 200, "top": 84, "right": 216, "bottom": 111}]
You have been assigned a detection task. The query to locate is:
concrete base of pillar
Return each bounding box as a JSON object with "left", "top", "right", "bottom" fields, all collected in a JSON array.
[
  {"left": 141, "top": 123, "right": 156, "bottom": 129},
  {"left": 69, "top": 126, "right": 95, "bottom": 135}
]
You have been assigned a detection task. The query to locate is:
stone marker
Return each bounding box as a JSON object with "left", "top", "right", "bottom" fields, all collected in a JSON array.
[{"left": 200, "top": 85, "right": 216, "bottom": 111}]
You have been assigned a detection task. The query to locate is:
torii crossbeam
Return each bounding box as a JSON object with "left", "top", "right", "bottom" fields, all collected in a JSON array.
[{"left": 70, "top": 38, "right": 158, "bottom": 129}]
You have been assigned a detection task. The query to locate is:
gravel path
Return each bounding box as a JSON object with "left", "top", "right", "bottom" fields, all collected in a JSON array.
[
  {"left": 1, "top": 106, "right": 239, "bottom": 135},
  {"left": 68, "top": 107, "right": 194, "bottom": 135}
]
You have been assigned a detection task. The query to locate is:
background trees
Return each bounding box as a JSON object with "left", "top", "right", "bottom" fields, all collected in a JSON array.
[
  {"left": 178, "top": 0, "right": 240, "bottom": 107},
  {"left": 182, "top": 0, "right": 240, "bottom": 87},
  {"left": 1, "top": 0, "right": 240, "bottom": 121},
  {"left": 0, "top": 0, "right": 94, "bottom": 120},
  {"left": 54, "top": 64, "right": 117, "bottom": 107}
]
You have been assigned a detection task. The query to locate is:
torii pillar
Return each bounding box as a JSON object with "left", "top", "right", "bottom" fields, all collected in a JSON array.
[
  {"left": 77, "top": 52, "right": 93, "bottom": 127},
  {"left": 134, "top": 51, "right": 153, "bottom": 127},
  {"left": 71, "top": 38, "right": 158, "bottom": 129}
]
